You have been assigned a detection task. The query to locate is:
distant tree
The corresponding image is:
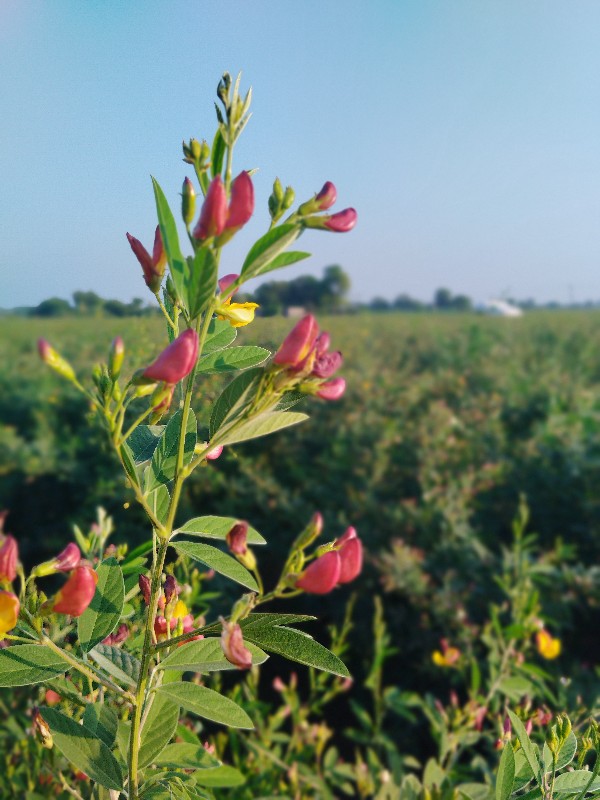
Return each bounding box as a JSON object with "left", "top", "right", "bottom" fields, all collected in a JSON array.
[
  {"left": 370, "top": 297, "right": 391, "bottom": 312},
  {"left": 73, "top": 291, "right": 104, "bottom": 315},
  {"left": 434, "top": 287, "right": 453, "bottom": 310},
  {"left": 255, "top": 281, "right": 287, "bottom": 316},
  {"left": 319, "top": 265, "right": 351, "bottom": 310},
  {"left": 393, "top": 293, "right": 423, "bottom": 311},
  {"left": 451, "top": 294, "right": 472, "bottom": 311},
  {"left": 104, "top": 299, "right": 129, "bottom": 317},
  {"left": 32, "top": 297, "right": 72, "bottom": 317}
]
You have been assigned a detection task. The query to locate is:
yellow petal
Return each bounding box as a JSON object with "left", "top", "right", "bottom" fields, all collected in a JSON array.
[
  {"left": 173, "top": 599, "right": 188, "bottom": 619},
  {"left": 216, "top": 302, "right": 259, "bottom": 328},
  {"left": 0, "top": 591, "right": 19, "bottom": 636}
]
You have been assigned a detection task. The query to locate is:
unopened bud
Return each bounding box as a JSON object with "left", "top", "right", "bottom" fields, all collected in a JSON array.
[
  {"left": 164, "top": 574, "right": 179, "bottom": 605},
  {"left": 282, "top": 185, "right": 295, "bottom": 211},
  {"left": 273, "top": 177, "right": 284, "bottom": 203},
  {"left": 38, "top": 340, "right": 77, "bottom": 383},
  {"left": 109, "top": 336, "right": 125, "bottom": 381},
  {"left": 138, "top": 574, "right": 151, "bottom": 605},
  {"left": 181, "top": 178, "right": 196, "bottom": 226},
  {"left": 32, "top": 709, "right": 53, "bottom": 749},
  {"left": 220, "top": 618, "right": 252, "bottom": 670},
  {"left": 293, "top": 512, "right": 324, "bottom": 551}
]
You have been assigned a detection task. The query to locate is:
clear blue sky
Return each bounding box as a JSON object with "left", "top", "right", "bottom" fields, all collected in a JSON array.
[{"left": 1, "top": 1, "right": 599, "bottom": 307}]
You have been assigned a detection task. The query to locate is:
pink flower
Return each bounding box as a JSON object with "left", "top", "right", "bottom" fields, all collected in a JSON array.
[
  {"left": 221, "top": 620, "right": 253, "bottom": 670},
  {"left": 206, "top": 444, "right": 223, "bottom": 460},
  {"left": 312, "top": 350, "right": 343, "bottom": 379},
  {"left": 45, "top": 689, "right": 61, "bottom": 706},
  {"left": 143, "top": 329, "right": 199, "bottom": 385},
  {"left": 316, "top": 377, "right": 346, "bottom": 401},
  {"left": 52, "top": 565, "right": 98, "bottom": 617},
  {"left": 218, "top": 273, "right": 239, "bottom": 298},
  {"left": 335, "top": 527, "right": 363, "bottom": 584},
  {"left": 295, "top": 551, "right": 341, "bottom": 595},
  {"left": 273, "top": 314, "right": 319, "bottom": 367},
  {"left": 101, "top": 624, "right": 129, "bottom": 646},
  {"left": 126, "top": 226, "right": 166, "bottom": 293},
  {"left": 315, "top": 181, "right": 337, "bottom": 210},
  {"left": 138, "top": 574, "right": 151, "bottom": 605},
  {"left": 0, "top": 536, "right": 18, "bottom": 583},
  {"left": 163, "top": 575, "right": 179, "bottom": 605},
  {"left": 225, "top": 171, "right": 254, "bottom": 232},
  {"left": 324, "top": 208, "right": 357, "bottom": 233},
  {"left": 193, "top": 172, "right": 254, "bottom": 240},
  {"left": 53, "top": 543, "right": 81, "bottom": 573},
  {"left": 315, "top": 332, "right": 331, "bottom": 355},
  {"left": 226, "top": 522, "right": 249, "bottom": 556}
]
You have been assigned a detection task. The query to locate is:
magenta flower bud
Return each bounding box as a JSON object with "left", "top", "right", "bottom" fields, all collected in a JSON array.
[
  {"left": 126, "top": 227, "right": 166, "bottom": 293},
  {"left": 0, "top": 536, "right": 18, "bottom": 583},
  {"left": 503, "top": 716, "right": 512, "bottom": 736},
  {"left": 316, "top": 377, "right": 346, "bottom": 401},
  {"left": 525, "top": 719, "right": 533, "bottom": 736},
  {"left": 52, "top": 565, "right": 98, "bottom": 617},
  {"left": 336, "top": 528, "right": 363, "bottom": 585},
  {"left": 102, "top": 623, "right": 129, "bottom": 646},
  {"left": 143, "top": 329, "right": 199, "bottom": 385},
  {"left": 315, "top": 332, "right": 330, "bottom": 356},
  {"left": 295, "top": 551, "right": 341, "bottom": 595},
  {"left": 109, "top": 336, "right": 125, "bottom": 381},
  {"left": 206, "top": 444, "right": 223, "bottom": 460},
  {"left": 221, "top": 619, "right": 253, "bottom": 670},
  {"left": 315, "top": 181, "right": 337, "bottom": 210},
  {"left": 218, "top": 273, "right": 240, "bottom": 298},
  {"left": 312, "top": 351, "right": 343, "bottom": 379},
  {"left": 273, "top": 314, "right": 319, "bottom": 367},
  {"left": 193, "top": 176, "right": 228, "bottom": 240},
  {"left": 324, "top": 208, "right": 358, "bottom": 233},
  {"left": 138, "top": 574, "right": 151, "bottom": 605},
  {"left": 225, "top": 171, "right": 254, "bottom": 232},
  {"left": 226, "top": 522, "right": 249, "bottom": 556},
  {"left": 54, "top": 543, "right": 81, "bottom": 573},
  {"left": 163, "top": 575, "right": 179, "bottom": 605},
  {"left": 311, "top": 512, "right": 323, "bottom": 537}
]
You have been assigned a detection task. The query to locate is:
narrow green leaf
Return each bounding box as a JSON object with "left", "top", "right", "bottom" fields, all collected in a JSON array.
[
  {"left": 82, "top": 703, "right": 118, "bottom": 748},
  {"left": 147, "top": 409, "right": 197, "bottom": 491},
  {"left": 241, "top": 224, "right": 301, "bottom": 278},
  {"left": 552, "top": 771, "right": 600, "bottom": 793},
  {"left": 211, "top": 129, "right": 226, "bottom": 178},
  {"left": 147, "top": 483, "right": 171, "bottom": 525},
  {"left": 172, "top": 541, "right": 258, "bottom": 591},
  {"left": 242, "top": 625, "right": 350, "bottom": 677},
  {"left": 217, "top": 410, "right": 308, "bottom": 447},
  {"left": 127, "top": 425, "right": 165, "bottom": 464},
  {"left": 120, "top": 442, "right": 140, "bottom": 487},
  {"left": 139, "top": 692, "right": 180, "bottom": 768},
  {"left": 176, "top": 515, "right": 266, "bottom": 545},
  {"left": 89, "top": 644, "right": 141, "bottom": 687},
  {"left": 156, "top": 682, "right": 253, "bottom": 729},
  {"left": 39, "top": 707, "right": 123, "bottom": 790},
  {"left": 257, "top": 249, "right": 311, "bottom": 276},
  {"left": 152, "top": 177, "right": 187, "bottom": 307},
  {"left": 507, "top": 710, "right": 542, "bottom": 788},
  {"left": 496, "top": 742, "right": 515, "bottom": 800},
  {"left": 0, "top": 645, "right": 65, "bottom": 686},
  {"left": 187, "top": 247, "right": 218, "bottom": 319},
  {"left": 157, "top": 637, "right": 268, "bottom": 672},
  {"left": 204, "top": 318, "right": 237, "bottom": 353},
  {"left": 78, "top": 557, "right": 125, "bottom": 652},
  {"left": 209, "top": 367, "right": 262, "bottom": 437},
  {"left": 197, "top": 346, "right": 270, "bottom": 374},
  {"left": 154, "top": 742, "right": 220, "bottom": 769},
  {"left": 194, "top": 765, "right": 246, "bottom": 788},
  {"left": 199, "top": 612, "right": 317, "bottom": 636}
]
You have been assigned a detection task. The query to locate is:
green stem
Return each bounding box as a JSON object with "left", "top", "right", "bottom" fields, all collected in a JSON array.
[
  {"left": 157, "top": 295, "right": 177, "bottom": 331},
  {"left": 128, "top": 537, "right": 169, "bottom": 800},
  {"left": 116, "top": 406, "right": 155, "bottom": 448}
]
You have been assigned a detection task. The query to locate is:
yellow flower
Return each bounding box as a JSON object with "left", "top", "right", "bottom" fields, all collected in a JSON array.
[
  {"left": 432, "top": 640, "right": 461, "bottom": 667},
  {"left": 173, "top": 599, "right": 188, "bottom": 619},
  {"left": 215, "top": 300, "right": 259, "bottom": 328},
  {"left": 0, "top": 590, "right": 19, "bottom": 636},
  {"left": 536, "top": 629, "right": 561, "bottom": 660}
]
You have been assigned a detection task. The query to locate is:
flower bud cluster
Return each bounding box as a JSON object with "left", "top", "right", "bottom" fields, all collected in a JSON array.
[
  {"left": 293, "top": 521, "right": 363, "bottom": 595},
  {"left": 268, "top": 177, "right": 295, "bottom": 224},
  {"left": 297, "top": 181, "right": 357, "bottom": 234},
  {"left": 126, "top": 227, "right": 167, "bottom": 295}
]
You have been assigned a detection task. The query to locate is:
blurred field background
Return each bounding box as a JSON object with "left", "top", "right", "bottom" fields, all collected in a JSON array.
[{"left": 3, "top": 310, "right": 600, "bottom": 761}]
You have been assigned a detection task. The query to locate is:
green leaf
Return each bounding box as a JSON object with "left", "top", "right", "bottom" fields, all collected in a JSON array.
[
  {"left": 156, "top": 682, "right": 253, "bottom": 729},
  {"left": 211, "top": 129, "right": 226, "bottom": 178},
  {"left": 147, "top": 483, "right": 171, "bottom": 525},
  {"left": 217, "top": 410, "right": 308, "bottom": 447},
  {"left": 197, "top": 346, "right": 270, "bottom": 374},
  {"left": 507, "top": 710, "right": 542, "bottom": 788},
  {"left": 496, "top": 742, "right": 515, "bottom": 800},
  {"left": 275, "top": 390, "right": 306, "bottom": 412},
  {"left": 78, "top": 557, "right": 125, "bottom": 652},
  {"left": 543, "top": 731, "right": 577, "bottom": 772},
  {"left": 44, "top": 676, "right": 88, "bottom": 706},
  {"left": 0, "top": 645, "right": 66, "bottom": 686},
  {"left": 172, "top": 541, "right": 258, "bottom": 591},
  {"left": 176, "top": 515, "right": 266, "bottom": 545},
  {"left": 157, "top": 637, "right": 268, "bottom": 672},
  {"left": 154, "top": 742, "right": 220, "bottom": 769},
  {"left": 120, "top": 442, "right": 140, "bottom": 487},
  {"left": 242, "top": 624, "right": 350, "bottom": 677},
  {"left": 147, "top": 409, "right": 197, "bottom": 491},
  {"left": 90, "top": 643, "right": 141, "bottom": 687},
  {"left": 552, "top": 771, "right": 600, "bottom": 793},
  {"left": 256, "top": 249, "right": 311, "bottom": 276},
  {"left": 187, "top": 247, "right": 218, "bottom": 319},
  {"left": 241, "top": 224, "right": 301, "bottom": 278},
  {"left": 498, "top": 676, "right": 534, "bottom": 701},
  {"left": 128, "top": 425, "right": 165, "bottom": 464},
  {"left": 39, "top": 707, "right": 123, "bottom": 790},
  {"left": 139, "top": 692, "right": 180, "bottom": 768},
  {"left": 209, "top": 367, "right": 262, "bottom": 437},
  {"left": 204, "top": 318, "right": 237, "bottom": 353},
  {"left": 152, "top": 177, "right": 187, "bottom": 307},
  {"left": 199, "top": 613, "right": 317, "bottom": 636},
  {"left": 82, "top": 703, "right": 118, "bottom": 748},
  {"left": 194, "top": 765, "right": 246, "bottom": 788}
]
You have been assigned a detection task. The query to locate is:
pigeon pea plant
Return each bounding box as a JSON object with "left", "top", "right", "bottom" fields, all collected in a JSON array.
[{"left": 0, "top": 72, "right": 363, "bottom": 799}]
